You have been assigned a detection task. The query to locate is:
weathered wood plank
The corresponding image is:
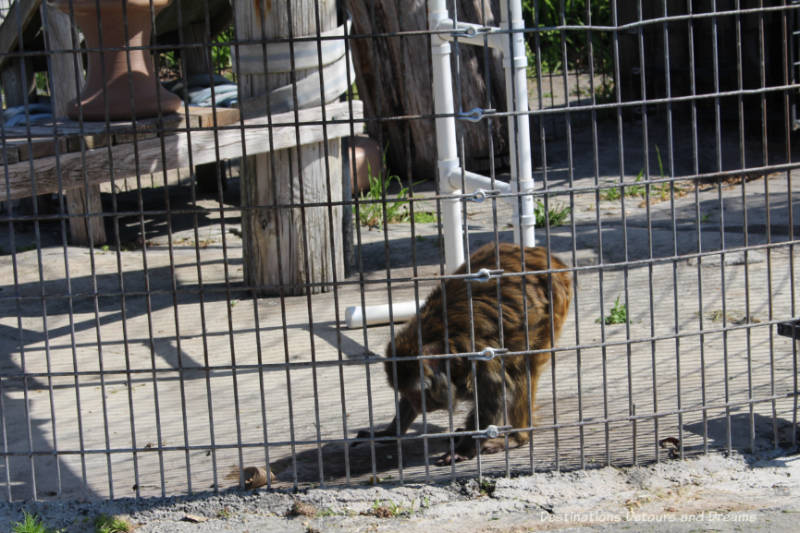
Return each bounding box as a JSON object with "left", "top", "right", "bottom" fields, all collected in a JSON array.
[
  {"left": 16, "top": 136, "right": 66, "bottom": 161},
  {"left": 189, "top": 106, "right": 240, "bottom": 129},
  {"left": 0, "top": 139, "right": 21, "bottom": 163},
  {"left": 2, "top": 107, "right": 238, "bottom": 137},
  {"left": 1, "top": 106, "right": 241, "bottom": 159},
  {"left": 0, "top": 100, "right": 362, "bottom": 201}
]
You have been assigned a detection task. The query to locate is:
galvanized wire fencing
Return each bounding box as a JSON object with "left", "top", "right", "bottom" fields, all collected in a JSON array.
[{"left": 0, "top": 0, "right": 797, "bottom": 502}]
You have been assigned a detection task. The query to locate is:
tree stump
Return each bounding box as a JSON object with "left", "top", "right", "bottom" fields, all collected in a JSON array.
[
  {"left": 344, "top": 0, "right": 507, "bottom": 178},
  {"left": 234, "top": 0, "right": 343, "bottom": 295}
]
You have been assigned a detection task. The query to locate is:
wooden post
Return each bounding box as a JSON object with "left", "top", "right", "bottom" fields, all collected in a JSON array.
[
  {"left": 43, "top": 2, "right": 107, "bottom": 245},
  {"left": 344, "top": 0, "right": 507, "bottom": 177},
  {"left": 234, "top": 0, "right": 343, "bottom": 295}
]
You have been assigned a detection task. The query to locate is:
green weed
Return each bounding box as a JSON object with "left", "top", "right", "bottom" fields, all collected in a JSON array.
[
  {"left": 354, "top": 150, "right": 435, "bottom": 229},
  {"left": 12, "top": 512, "right": 56, "bottom": 533},
  {"left": 349, "top": 82, "right": 360, "bottom": 101},
  {"left": 355, "top": 171, "right": 405, "bottom": 228},
  {"left": 601, "top": 183, "right": 621, "bottom": 201},
  {"left": 211, "top": 26, "right": 233, "bottom": 76},
  {"left": 601, "top": 146, "right": 683, "bottom": 203},
  {"left": 601, "top": 170, "right": 644, "bottom": 201},
  {"left": 412, "top": 211, "right": 437, "bottom": 223},
  {"left": 369, "top": 499, "right": 408, "bottom": 518},
  {"left": 650, "top": 145, "right": 676, "bottom": 201},
  {"left": 160, "top": 25, "right": 233, "bottom": 80},
  {"left": 628, "top": 173, "right": 648, "bottom": 197},
  {"left": 534, "top": 200, "right": 571, "bottom": 227},
  {"left": 94, "top": 514, "right": 131, "bottom": 533},
  {"left": 35, "top": 73, "right": 49, "bottom": 96},
  {"left": 598, "top": 296, "right": 628, "bottom": 325},
  {"left": 479, "top": 478, "right": 497, "bottom": 497}
]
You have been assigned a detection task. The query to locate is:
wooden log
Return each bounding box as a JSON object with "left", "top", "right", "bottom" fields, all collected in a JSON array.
[
  {"left": 43, "top": 1, "right": 107, "bottom": 245},
  {"left": 344, "top": 0, "right": 507, "bottom": 177},
  {"left": 234, "top": 0, "right": 344, "bottom": 296},
  {"left": 0, "top": 101, "right": 361, "bottom": 202},
  {"left": 241, "top": 139, "right": 342, "bottom": 295}
]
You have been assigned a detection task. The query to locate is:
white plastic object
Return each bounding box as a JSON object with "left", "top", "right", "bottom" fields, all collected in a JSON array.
[
  {"left": 345, "top": 300, "right": 423, "bottom": 328},
  {"left": 344, "top": 0, "right": 535, "bottom": 329}
]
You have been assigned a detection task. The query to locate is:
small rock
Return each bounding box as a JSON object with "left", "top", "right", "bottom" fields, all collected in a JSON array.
[
  {"left": 458, "top": 479, "right": 481, "bottom": 498},
  {"left": 243, "top": 465, "right": 274, "bottom": 490},
  {"left": 289, "top": 500, "right": 319, "bottom": 518},
  {"left": 372, "top": 506, "right": 393, "bottom": 518},
  {"left": 659, "top": 437, "right": 681, "bottom": 459}
]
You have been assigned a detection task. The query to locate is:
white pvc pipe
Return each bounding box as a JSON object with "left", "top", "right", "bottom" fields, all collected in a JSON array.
[
  {"left": 443, "top": 188, "right": 465, "bottom": 273},
  {"left": 430, "top": 0, "right": 465, "bottom": 273},
  {"left": 345, "top": 0, "right": 536, "bottom": 330},
  {"left": 501, "top": 0, "right": 535, "bottom": 248},
  {"left": 345, "top": 300, "right": 422, "bottom": 328},
  {"left": 444, "top": 167, "right": 513, "bottom": 198}
]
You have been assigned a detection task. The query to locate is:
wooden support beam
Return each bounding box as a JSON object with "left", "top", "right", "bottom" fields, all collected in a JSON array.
[{"left": 235, "top": 0, "right": 344, "bottom": 296}]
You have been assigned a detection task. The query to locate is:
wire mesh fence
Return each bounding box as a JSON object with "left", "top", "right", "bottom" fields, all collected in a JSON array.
[{"left": 0, "top": 0, "right": 797, "bottom": 502}]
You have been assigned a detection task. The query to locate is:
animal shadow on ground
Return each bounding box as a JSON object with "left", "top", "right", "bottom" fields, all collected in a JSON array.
[{"left": 269, "top": 421, "right": 462, "bottom": 482}]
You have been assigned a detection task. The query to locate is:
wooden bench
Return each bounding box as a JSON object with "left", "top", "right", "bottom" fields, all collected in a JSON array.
[
  {"left": 2, "top": 0, "right": 361, "bottom": 294},
  {"left": 1, "top": 106, "right": 241, "bottom": 247},
  {"left": 1, "top": 101, "right": 363, "bottom": 293}
]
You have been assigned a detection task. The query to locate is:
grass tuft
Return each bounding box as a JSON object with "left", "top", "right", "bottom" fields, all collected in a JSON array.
[
  {"left": 598, "top": 296, "right": 628, "bottom": 325},
  {"left": 94, "top": 514, "right": 131, "bottom": 533},
  {"left": 354, "top": 150, "right": 435, "bottom": 229},
  {"left": 601, "top": 146, "right": 685, "bottom": 203},
  {"left": 12, "top": 512, "right": 55, "bottom": 533},
  {"left": 534, "top": 200, "right": 571, "bottom": 228}
]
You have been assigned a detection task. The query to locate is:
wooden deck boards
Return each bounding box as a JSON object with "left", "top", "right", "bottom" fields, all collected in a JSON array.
[{"left": 0, "top": 177, "right": 797, "bottom": 499}]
